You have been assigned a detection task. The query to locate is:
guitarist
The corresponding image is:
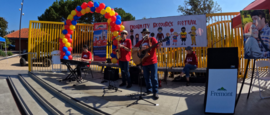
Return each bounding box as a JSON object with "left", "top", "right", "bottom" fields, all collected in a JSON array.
[
  {"left": 116, "top": 30, "right": 132, "bottom": 88},
  {"left": 134, "top": 28, "right": 161, "bottom": 100}
]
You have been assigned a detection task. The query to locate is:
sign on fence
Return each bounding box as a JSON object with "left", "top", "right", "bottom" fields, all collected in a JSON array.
[
  {"left": 123, "top": 15, "right": 207, "bottom": 47},
  {"left": 93, "top": 22, "right": 108, "bottom": 61}
]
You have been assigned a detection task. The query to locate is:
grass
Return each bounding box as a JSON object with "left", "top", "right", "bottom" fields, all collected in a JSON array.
[{"left": 0, "top": 50, "right": 13, "bottom": 56}]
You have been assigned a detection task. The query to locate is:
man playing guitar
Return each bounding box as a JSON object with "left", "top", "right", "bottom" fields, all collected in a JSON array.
[
  {"left": 134, "top": 28, "right": 161, "bottom": 100},
  {"left": 116, "top": 30, "right": 132, "bottom": 88}
]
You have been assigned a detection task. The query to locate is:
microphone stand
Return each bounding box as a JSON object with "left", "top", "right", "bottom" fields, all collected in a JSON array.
[{"left": 127, "top": 35, "right": 158, "bottom": 107}]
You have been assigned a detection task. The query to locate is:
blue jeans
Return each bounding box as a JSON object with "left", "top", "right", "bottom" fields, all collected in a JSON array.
[
  {"left": 142, "top": 63, "right": 158, "bottom": 94},
  {"left": 183, "top": 64, "right": 197, "bottom": 77},
  {"left": 119, "top": 61, "right": 131, "bottom": 85}
]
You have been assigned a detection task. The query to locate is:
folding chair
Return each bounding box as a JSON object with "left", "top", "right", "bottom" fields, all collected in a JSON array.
[
  {"left": 252, "top": 60, "right": 270, "bottom": 99},
  {"left": 81, "top": 65, "right": 94, "bottom": 79}
]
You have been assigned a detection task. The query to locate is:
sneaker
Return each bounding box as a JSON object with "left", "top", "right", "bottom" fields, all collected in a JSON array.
[
  {"left": 119, "top": 83, "right": 126, "bottom": 87},
  {"left": 186, "top": 82, "right": 190, "bottom": 86},
  {"left": 153, "top": 94, "right": 159, "bottom": 100},
  {"left": 126, "top": 84, "right": 132, "bottom": 88}
]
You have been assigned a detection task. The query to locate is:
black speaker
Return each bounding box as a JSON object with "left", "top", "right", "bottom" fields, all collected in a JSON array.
[
  {"left": 207, "top": 47, "right": 239, "bottom": 69},
  {"left": 104, "top": 67, "right": 119, "bottom": 81},
  {"left": 129, "top": 67, "right": 146, "bottom": 86}
]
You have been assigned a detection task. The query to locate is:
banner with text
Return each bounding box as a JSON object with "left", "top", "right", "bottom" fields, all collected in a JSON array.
[
  {"left": 123, "top": 15, "right": 207, "bottom": 47},
  {"left": 93, "top": 22, "right": 107, "bottom": 61}
]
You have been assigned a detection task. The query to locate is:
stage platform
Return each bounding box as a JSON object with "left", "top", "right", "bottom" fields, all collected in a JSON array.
[{"left": 28, "top": 70, "right": 270, "bottom": 115}]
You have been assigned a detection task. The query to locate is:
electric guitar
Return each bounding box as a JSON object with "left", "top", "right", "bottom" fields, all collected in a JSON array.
[{"left": 132, "top": 37, "right": 169, "bottom": 65}]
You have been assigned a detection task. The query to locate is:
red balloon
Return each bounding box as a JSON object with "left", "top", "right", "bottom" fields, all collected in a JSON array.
[
  {"left": 68, "top": 38, "right": 73, "bottom": 43},
  {"left": 60, "top": 55, "right": 64, "bottom": 59},
  {"left": 112, "top": 50, "right": 116, "bottom": 54},
  {"left": 105, "top": 13, "right": 111, "bottom": 19},
  {"left": 87, "top": 1, "right": 94, "bottom": 7},
  {"left": 81, "top": 2, "right": 88, "bottom": 9},
  {"left": 75, "top": 9, "right": 79, "bottom": 13},
  {"left": 110, "top": 27, "right": 115, "bottom": 32},
  {"left": 65, "top": 25, "right": 70, "bottom": 30},
  {"left": 65, "top": 34, "right": 70, "bottom": 39},
  {"left": 111, "top": 8, "right": 114, "bottom": 11},
  {"left": 115, "top": 12, "right": 118, "bottom": 16},
  {"left": 68, "top": 47, "right": 73, "bottom": 51},
  {"left": 111, "top": 36, "right": 115, "bottom": 40},
  {"left": 76, "top": 12, "right": 82, "bottom": 17},
  {"left": 115, "top": 25, "right": 121, "bottom": 31},
  {"left": 170, "top": 28, "right": 174, "bottom": 33},
  {"left": 68, "top": 30, "right": 73, "bottom": 35},
  {"left": 113, "top": 39, "right": 118, "bottom": 46},
  {"left": 95, "top": 7, "right": 101, "bottom": 13},
  {"left": 66, "top": 20, "right": 71, "bottom": 25},
  {"left": 68, "top": 55, "right": 73, "bottom": 60},
  {"left": 111, "top": 16, "right": 116, "bottom": 21},
  {"left": 110, "top": 21, "right": 116, "bottom": 27},
  {"left": 99, "top": 3, "right": 105, "bottom": 9},
  {"left": 61, "top": 52, "right": 65, "bottom": 56}
]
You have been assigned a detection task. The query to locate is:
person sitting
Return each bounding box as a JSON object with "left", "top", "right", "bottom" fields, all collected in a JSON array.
[
  {"left": 176, "top": 46, "right": 198, "bottom": 86},
  {"left": 76, "top": 45, "right": 92, "bottom": 80}
]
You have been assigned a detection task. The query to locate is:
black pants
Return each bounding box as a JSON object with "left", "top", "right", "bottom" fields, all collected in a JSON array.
[{"left": 76, "top": 63, "right": 86, "bottom": 77}]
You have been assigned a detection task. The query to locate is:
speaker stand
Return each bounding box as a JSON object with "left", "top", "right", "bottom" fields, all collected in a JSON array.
[{"left": 102, "top": 70, "right": 122, "bottom": 97}]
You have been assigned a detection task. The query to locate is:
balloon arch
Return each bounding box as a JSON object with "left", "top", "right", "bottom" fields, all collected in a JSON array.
[{"left": 60, "top": 1, "right": 125, "bottom": 63}]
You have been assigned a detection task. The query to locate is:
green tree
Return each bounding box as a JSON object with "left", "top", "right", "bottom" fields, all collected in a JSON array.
[
  {"left": 0, "top": 17, "right": 8, "bottom": 37},
  {"left": 177, "top": 0, "right": 221, "bottom": 15},
  {"left": 38, "top": 0, "right": 135, "bottom": 24}
]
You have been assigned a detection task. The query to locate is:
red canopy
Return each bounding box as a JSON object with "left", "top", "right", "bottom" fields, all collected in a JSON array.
[{"left": 231, "top": 0, "right": 270, "bottom": 28}]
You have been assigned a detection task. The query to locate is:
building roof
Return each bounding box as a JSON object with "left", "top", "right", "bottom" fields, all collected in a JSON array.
[
  {"left": 231, "top": 0, "right": 269, "bottom": 28},
  {"left": 5, "top": 28, "right": 29, "bottom": 39},
  {"left": 4, "top": 28, "right": 49, "bottom": 39}
]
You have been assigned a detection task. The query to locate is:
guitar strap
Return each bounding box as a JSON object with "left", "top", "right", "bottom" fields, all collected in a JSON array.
[{"left": 148, "top": 37, "right": 153, "bottom": 52}]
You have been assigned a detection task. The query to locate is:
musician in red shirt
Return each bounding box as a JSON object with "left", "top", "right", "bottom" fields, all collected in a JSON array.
[
  {"left": 134, "top": 28, "right": 161, "bottom": 100},
  {"left": 175, "top": 46, "right": 198, "bottom": 86},
  {"left": 76, "top": 45, "right": 92, "bottom": 80},
  {"left": 116, "top": 30, "right": 132, "bottom": 88}
]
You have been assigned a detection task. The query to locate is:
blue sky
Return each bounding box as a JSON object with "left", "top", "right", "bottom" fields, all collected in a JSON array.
[{"left": 0, "top": 0, "right": 254, "bottom": 32}]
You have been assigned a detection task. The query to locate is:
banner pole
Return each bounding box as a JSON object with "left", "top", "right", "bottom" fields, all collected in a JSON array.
[
  {"left": 247, "top": 59, "right": 256, "bottom": 99},
  {"left": 235, "top": 59, "right": 250, "bottom": 107}
]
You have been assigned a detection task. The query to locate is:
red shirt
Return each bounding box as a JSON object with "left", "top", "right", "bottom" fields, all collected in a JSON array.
[
  {"left": 116, "top": 39, "right": 132, "bottom": 61},
  {"left": 156, "top": 33, "right": 164, "bottom": 39},
  {"left": 102, "top": 40, "right": 107, "bottom": 46},
  {"left": 81, "top": 51, "right": 92, "bottom": 67},
  {"left": 185, "top": 51, "right": 198, "bottom": 67},
  {"left": 135, "top": 37, "right": 159, "bottom": 66}
]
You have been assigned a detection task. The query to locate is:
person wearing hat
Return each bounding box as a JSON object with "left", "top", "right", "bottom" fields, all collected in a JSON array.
[
  {"left": 176, "top": 46, "right": 198, "bottom": 86},
  {"left": 117, "top": 30, "right": 133, "bottom": 88},
  {"left": 134, "top": 28, "right": 161, "bottom": 100}
]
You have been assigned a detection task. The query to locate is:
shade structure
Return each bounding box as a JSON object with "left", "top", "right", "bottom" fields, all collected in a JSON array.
[
  {"left": 231, "top": 0, "right": 270, "bottom": 28},
  {"left": 0, "top": 37, "right": 7, "bottom": 57}
]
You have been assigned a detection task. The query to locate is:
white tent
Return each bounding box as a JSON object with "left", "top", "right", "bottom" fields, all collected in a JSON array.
[{"left": 0, "top": 37, "right": 7, "bottom": 57}]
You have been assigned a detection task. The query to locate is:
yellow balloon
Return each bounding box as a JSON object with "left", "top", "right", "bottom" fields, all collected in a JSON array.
[
  {"left": 110, "top": 10, "right": 115, "bottom": 16},
  {"left": 65, "top": 42, "right": 71, "bottom": 47},
  {"left": 60, "top": 34, "right": 65, "bottom": 39},
  {"left": 85, "top": 7, "right": 90, "bottom": 13},
  {"left": 107, "top": 18, "right": 111, "bottom": 24},
  {"left": 112, "top": 58, "right": 117, "bottom": 64},
  {"left": 71, "top": 10, "right": 76, "bottom": 16},
  {"left": 100, "top": 9, "right": 106, "bottom": 15},
  {"left": 81, "top": 9, "right": 86, "bottom": 15},
  {"left": 67, "top": 15, "right": 73, "bottom": 20},
  {"left": 113, "top": 31, "right": 119, "bottom": 36},
  {"left": 62, "top": 38, "right": 68, "bottom": 44},
  {"left": 120, "top": 25, "right": 125, "bottom": 31},
  {"left": 105, "top": 7, "right": 111, "bottom": 13},
  {"left": 70, "top": 25, "right": 75, "bottom": 30}
]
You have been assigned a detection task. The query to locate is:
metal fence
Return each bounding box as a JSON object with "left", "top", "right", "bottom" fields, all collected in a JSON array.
[{"left": 28, "top": 12, "right": 254, "bottom": 78}]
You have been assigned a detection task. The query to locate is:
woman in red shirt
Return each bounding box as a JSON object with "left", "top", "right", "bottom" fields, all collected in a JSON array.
[
  {"left": 77, "top": 45, "right": 92, "bottom": 80},
  {"left": 176, "top": 46, "right": 198, "bottom": 86}
]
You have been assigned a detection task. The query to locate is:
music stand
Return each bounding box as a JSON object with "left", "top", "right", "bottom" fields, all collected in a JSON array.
[{"left": 127, "top": 37, "right": 158, "bottom": 107}]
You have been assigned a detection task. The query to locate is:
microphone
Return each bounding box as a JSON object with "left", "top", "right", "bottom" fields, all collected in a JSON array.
[{"left": 143, "top": 34, "right": 149, "bottom": 39}]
